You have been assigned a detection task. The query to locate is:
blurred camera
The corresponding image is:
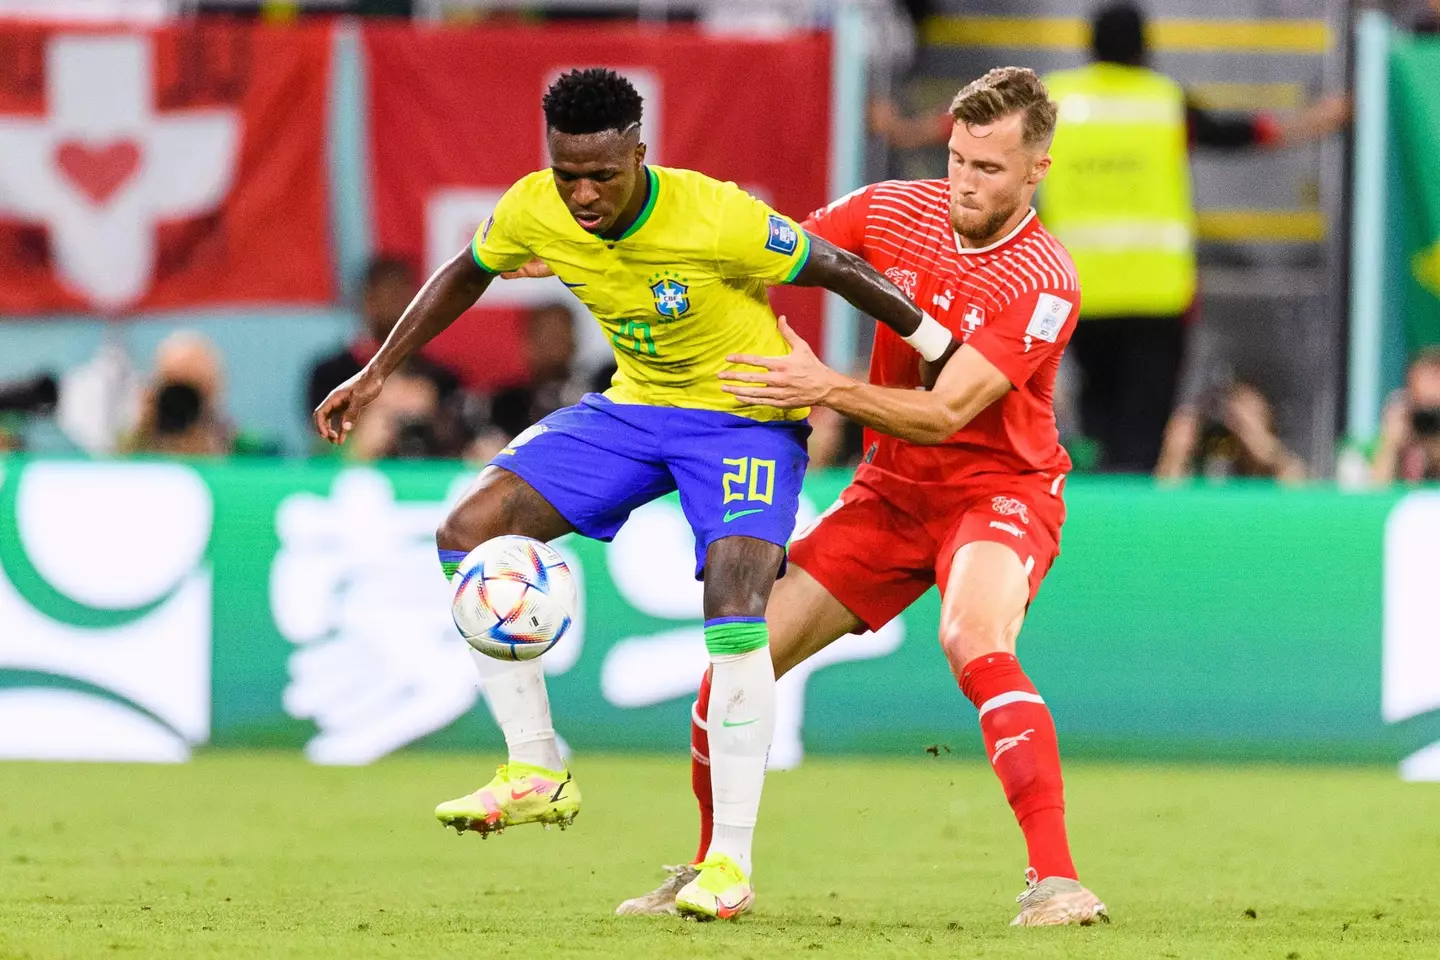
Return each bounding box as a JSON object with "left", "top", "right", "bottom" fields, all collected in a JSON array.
[
  {"left": 1412, "top": 407, "right": 1440, "bottom": 437},
  {"left": 392, "top": 415, "right": 437, "bottom": 459},
  {"left": 0, "top": 373, "right": 59, "bottom": 415},
  {"left": 154, "top": 382, "right": 205, "bottom": 436}
]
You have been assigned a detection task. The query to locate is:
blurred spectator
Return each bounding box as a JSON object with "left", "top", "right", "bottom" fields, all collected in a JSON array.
[
  {"left": 1371, "top": 349, "right": 1440, "bottom": 485},
  {"left": 344, "top": 370, "right": 447, "bottom": 462},
  {"left": 123, "top": 332, "right": 235, "bottom": 456},
  {"left": 308, "top": 255, "right": 467, "bottom": 458},
  {"left": 869, "top": 2, "right": 1347, "bottom": 472},
  {"left": 468, "top": 303, "right": 611, "bottom": 463},
  {"left": 1410, "top": 0, "right": 1440, "bottom": 34},
  {"left": 1155, "top": 379, "right": 1305, "bottom": 484}
]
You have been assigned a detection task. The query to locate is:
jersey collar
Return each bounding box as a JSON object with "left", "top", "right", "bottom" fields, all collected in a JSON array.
[
  {"left": 952, "top": 207, "right": 1036, "bottom": 255},
  {"left": 612, "top": 166, "right": 660, "bottom": 242}
]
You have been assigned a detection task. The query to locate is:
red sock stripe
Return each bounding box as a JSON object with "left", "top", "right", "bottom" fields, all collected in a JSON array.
[
  {"left": 691, "top": 667, "right": 714, "bottom": 864},
  {"left": 957, "top": 651, "right": 1037, "bottom": 708}
]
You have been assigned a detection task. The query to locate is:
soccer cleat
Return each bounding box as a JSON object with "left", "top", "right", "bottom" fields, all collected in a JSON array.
[
  {"left": 434, "top": 762, "right": 580, "bottom": 838},
  {"left": 674, "top": 853, "right": 754, "bottom": 921},
  {"left": 1010, "top": 868, "right": 1110, "bottom": 926},
  {"left": 614, "top": 864, "right": 699, "bottom": 916}
]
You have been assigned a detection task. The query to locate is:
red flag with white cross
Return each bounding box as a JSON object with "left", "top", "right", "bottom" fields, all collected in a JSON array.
[{"left": 0, "top": 23, "right": 333, "bottom": 313}]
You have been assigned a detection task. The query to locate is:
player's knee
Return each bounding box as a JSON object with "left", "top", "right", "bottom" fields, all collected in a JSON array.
[
  {"left": 436, "top": 494, "right": 507, "bottom": 553},
  {"left": 937, "top": 612, "right": 1010, "bottom": 672}
]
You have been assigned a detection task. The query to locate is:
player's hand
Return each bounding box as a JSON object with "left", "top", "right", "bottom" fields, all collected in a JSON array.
[
  {"left": 313, "top": 368, "right": 385, "bottom": 445},
  {"left": 1379, "top": 390, "right": 1411, "bottom": 444},
  {"left": 719, "top": 316, "right": 850, "bottom": 408},
  {"left": 500, "top": 260, "right": 554, "bottom": 280}
]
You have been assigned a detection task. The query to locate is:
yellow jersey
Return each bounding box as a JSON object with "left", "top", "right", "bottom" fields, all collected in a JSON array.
[{"left": 471, "top": 165, "right": 811, "bottom": 422}]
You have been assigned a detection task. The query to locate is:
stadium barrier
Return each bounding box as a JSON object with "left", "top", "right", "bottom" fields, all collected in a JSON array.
[{"left": 0, "top": 458, "right": 1435, "bottom": 777}]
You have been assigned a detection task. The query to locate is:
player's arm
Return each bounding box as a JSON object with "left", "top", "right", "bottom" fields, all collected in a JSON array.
[
  {"left": 315, "top": 185, "right": 538, "bottom": 444},
  {"left": 790, "top": 235, "right": 954, "bottom": 363},
  {"left": 313, "top": 251, "right": 493, "bottom": 444},
  {"left": 720, "top": 318, "right": 1008, "bottom": 444},
  {"left": 717, "top": 187, "right": 953, "bottom": 364},
  {"left": 817, "top": 344, "right": 1009, "bottom": 443}
]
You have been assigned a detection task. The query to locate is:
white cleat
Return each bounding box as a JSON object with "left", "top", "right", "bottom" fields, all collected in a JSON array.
[
  {"left": 615, "top": 864, "right": 698, "bottom": 916},
  {"left": 1011, "top": 869, "right": 1110, "bottom": 926}
]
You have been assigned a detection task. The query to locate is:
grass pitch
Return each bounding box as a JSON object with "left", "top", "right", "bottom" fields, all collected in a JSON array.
[{"left": 2, "top": 753, "right": 1437, "bottom": 959}]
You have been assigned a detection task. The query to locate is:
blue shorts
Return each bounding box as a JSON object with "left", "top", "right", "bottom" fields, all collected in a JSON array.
[{"left": 490, "top": 394, "right": 810, "bottom": 578}]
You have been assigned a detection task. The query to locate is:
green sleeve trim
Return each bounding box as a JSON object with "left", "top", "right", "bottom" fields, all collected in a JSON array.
[
  {"left": 470, "top": 237, "right": 501, "bottom": 275},
  {"left": 441, "top": 561, "right": 462, "bottom": 580},
  {"left": 704, "top": 620, "right": 770, "bottom": 655},
  {"left": 781, "top": 228, "right": 812, "bottom": 284},
  {"left": 617, "top": 166, "right": 660, "bottom": 241}
]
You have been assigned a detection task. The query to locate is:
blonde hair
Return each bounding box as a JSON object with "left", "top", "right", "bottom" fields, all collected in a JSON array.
[{"left": 950, "top": 67, "right": 1058, "bottom": 150}]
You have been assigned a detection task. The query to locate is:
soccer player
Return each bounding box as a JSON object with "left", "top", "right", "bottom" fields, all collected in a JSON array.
[
  {"left": 617, "top": 67, "right": 1108, "bottom": 926},
  {"left": 312, "top": 69, "right": 955, "bottom": 921}
]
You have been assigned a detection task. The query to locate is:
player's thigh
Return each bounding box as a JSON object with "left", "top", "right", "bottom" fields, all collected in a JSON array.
[
  {"left": 666, "top": 413, "right": 810, "bottom": 580},
  {"left": 442, "top": 399, "right": 673, "bottom": 550},
  {"left": 936, "top": 541, "right": 1030, "bottom": 667},
  {"left": 764, "top": 563, "right": 865, "bottom": 679},
  {"left": 785, "top": 484, "right": 934, "bottom": 653},
  {"left": 933, "top": 491, "right": 1062, "bottom": 666},
  {"left": 438, "top": 465, "right": 575, "bottom": 549}
]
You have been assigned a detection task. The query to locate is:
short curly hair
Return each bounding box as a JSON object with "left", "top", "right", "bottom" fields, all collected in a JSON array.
[
  {"left": 950, "top": 67, "right": 1057, "bottom": 150},
  {"left": 543, "top": 68, "right": 643, "bottom": 136}
]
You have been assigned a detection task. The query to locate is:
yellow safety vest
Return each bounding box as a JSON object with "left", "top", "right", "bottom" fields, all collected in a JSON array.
[{"left": 1039, "top": 63, "right": 1197, "bottom": 318}]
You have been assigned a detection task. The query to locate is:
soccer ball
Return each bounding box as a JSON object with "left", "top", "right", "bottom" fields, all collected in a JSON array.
[{"left": 451, "top": 536, "right": 577, "bottom": 661}]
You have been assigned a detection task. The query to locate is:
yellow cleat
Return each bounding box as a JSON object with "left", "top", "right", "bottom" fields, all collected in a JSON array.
[
  {"left": 434, "top": 762, "right": 580, "bottom": 838},
  {"left": 675, "top": 853, "right": 754, "bottom": 921}
]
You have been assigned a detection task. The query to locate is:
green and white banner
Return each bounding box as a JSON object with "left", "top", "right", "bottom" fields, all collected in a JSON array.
[{"left": 0, "top": 459, "right": 1436, "bottom": 777}]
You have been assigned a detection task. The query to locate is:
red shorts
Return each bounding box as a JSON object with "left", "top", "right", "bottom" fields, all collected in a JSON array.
[{"left": 787, "top": 472, "right": 1066, "bottom": 632}]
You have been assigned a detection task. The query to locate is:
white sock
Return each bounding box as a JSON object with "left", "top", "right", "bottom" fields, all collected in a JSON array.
[
  {"left": 705, "top": 645, "right": 776, "bottom": 877},
  {"left": 468, "top": 649, "right": 565, "bottom": 772}
]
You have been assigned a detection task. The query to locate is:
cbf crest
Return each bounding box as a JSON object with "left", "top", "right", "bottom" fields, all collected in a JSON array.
[{"left": 649, "top": 270, "right": 691, "bottom": 320}]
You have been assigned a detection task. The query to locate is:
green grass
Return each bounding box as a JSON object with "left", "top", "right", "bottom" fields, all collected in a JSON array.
[{"left": 1, "top": 754, "right": 1437, "bottom": 959}]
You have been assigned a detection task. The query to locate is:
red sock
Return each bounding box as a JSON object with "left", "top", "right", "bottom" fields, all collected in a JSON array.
[
  {"left": 691, "top": 667, "right": 714, "bottom": 864},
  {"left": 958, "top": 652, "right": 1077, "bottom": 881}
]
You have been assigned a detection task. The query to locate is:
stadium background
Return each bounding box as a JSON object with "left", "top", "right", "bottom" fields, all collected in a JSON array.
[{"left": 2, "top": 2, "right": 1440, "bottom": 957}]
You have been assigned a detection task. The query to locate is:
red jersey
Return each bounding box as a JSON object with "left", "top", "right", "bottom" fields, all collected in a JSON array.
[{"left": 804, "top": 178, "right": 1080, "bottom": 487}]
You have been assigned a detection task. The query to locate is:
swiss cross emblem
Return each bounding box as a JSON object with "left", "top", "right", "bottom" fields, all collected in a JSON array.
[
  {"left": 961, "top": 304, "right": 985, "bottom": 338},
  {"left": 0, "top": 34, "right": 240, "bottom": 308}
]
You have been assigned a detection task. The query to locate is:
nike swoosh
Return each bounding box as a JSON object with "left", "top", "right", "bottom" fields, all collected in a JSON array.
[
  {"left": 722, "top": 508, "right": 764, "bottom": 523},
  {"left": 722, "top": 717, "right": 760, "bottom": 727},
  {"left": 510, "top": 785, "right": 542, "bottom": 800}
]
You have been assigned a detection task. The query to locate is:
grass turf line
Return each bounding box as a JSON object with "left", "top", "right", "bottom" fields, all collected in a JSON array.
[{"left": 1, "top": 753, "right": 1437, "bottom": 959}]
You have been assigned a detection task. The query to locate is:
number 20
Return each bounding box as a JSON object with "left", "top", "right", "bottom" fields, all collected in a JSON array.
[{"left": 722, "top": 457, "right": 774, "bottom": 505}]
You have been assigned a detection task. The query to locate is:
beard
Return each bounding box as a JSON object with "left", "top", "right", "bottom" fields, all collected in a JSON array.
[{"left": 950, "top": 193, "right": 1023, "bottom": 246}]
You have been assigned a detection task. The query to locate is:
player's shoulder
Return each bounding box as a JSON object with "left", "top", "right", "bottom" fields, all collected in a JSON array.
[
  {"left": 1025, "top": 218, "right": 1081, "bottom": 290},
  {"left": 863, "top": 178, "right": 949, "bottom": 215},
  {"left": 654, "top": 165, "right": 747, "bottom": 206},
  {"left": 504, "top": 168, "right": 558, "bottom": 202},
  {"left": 494, "top": 169, "right": 564, "bottom": 230},
  {"left": 987, "top": 214, "right": 1081, "bottom": 303},
  {"left": 813, "top": 178, "right": 947, "bottom": 216}
]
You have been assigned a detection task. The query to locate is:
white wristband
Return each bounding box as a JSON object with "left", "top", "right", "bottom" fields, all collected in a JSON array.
[{"left": 902, "top": 313, "right": 953, "bottom": 362}]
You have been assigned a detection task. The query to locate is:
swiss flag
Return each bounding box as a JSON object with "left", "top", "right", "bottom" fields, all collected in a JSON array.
[{"left": 0, "top": 23, "right": 333, "bottom": 313}]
